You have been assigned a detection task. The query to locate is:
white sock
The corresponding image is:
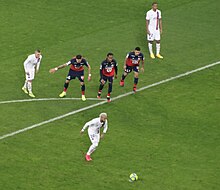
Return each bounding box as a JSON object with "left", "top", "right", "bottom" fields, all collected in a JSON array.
[
  {"left": 87, "top": 144, "right": 97, "bottom": 155},
  {"left": 156, "top": 43, "right": 160, "bottom": 55},
  {"left": 148, "top": 43, "right": 153, "bottom": 54},
  {"left": 23, "top": 80, "right": 28, "bottom": 89},
  {"left": 27, "top": 81, "right": 32, "bottom": 93}
]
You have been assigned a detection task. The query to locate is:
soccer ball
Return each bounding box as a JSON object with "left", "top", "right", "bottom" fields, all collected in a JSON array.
[{"left": 129, "top": 173, "right": 138, "bottom": 182}]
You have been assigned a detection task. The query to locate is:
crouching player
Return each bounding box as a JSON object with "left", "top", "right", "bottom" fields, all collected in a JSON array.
[
  {"left": 120, "top": 47, "right": 144, "bottom": 92},
  {"left": 97, "top": 53, "right": 118, "bottom": 102},
  {"left": 49, "top": 54, "right": 91, "bottom": 101},
  {"left": 80, "top": 113, "right": 108, "bottom": 161}
]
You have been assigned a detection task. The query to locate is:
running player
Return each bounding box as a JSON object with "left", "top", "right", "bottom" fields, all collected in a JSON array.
[
  {"left": 119, "top": 47, "right": 144, "bottom": 92},
  {"left": 22, "top": 49, "right": 42, "bottom": 98},
  {"left": 146, "top": 2, "right": 163, "bottom": 59},
  {"left": 97, "top": 53, "right": 118, "bottom": 102},
  {"left": 80, "top": 113, "right": 108, "bottom": 161},
  {"left": 49, "top": 54, "right": 91, "bottom": 101}
]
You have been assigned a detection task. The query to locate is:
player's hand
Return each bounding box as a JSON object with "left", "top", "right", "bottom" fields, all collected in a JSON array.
[
  {"left": 101, "top": 133, "right": 105, "bottom": 139},
  {"left": 88, "top": 76, "right": 91, "bottom": 81},
  {"left": 123, "top": 65, "right": 126, "bottom": 70},
  {"left": 115, "top": 75, "right": 118, "bottom": 79},
  {"left": 160, "top": 28, "right": 162, "bottom": 35},
  {"left": 101, "top": 79, "right": 105, "bottom": 85},
  {"left": 49, "top": 68, "right": 56, "bottom": 73},
  {"left": 80, "top": 130, "right": 84, "bottom": 135},
  {"left": 141, "top": 67, "right": 144, "bottom": 72},
  {"left": 147, "top": 29, "right": 151, "bottom": 35}
]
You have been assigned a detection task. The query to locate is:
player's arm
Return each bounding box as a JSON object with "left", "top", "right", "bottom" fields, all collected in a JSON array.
[
  {"left": 49, "top": 62, "right": 69, "bottom": 73},
  {"left": 87, "top": 63, "right": 91, "bottom": 81},
  {"left": 159, "top": 18, "right": 162, "bottom": 34},
  {"left": 124, "top": 56, "right": 128, "bottom": 70},
  {"left": 35, "top": 56, "right": 42, "bottom": 74},
  {"left": 101, "top": 120, "right": 108, "bottom": 139},
  {"left": 80, "top": 120, "right": 93, "bottom": 134},
  {"left": 23, "top": 56, "right": 31, "bottom": 75},
  {"left": 141, "top": 59, "right": 144, "bottom": 72},
  {"left": 146, "top": 19, "right": 150, "bottom": 35},
  {"left": 114, "top": 62, "right": 118, "bottom": 79}
]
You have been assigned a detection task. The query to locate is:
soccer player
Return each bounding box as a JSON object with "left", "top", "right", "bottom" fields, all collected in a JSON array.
[
  {"left": 49, "top": 55, "right": 91, "bottom": 101},
  {"left": 97, "top": 53, "right": 118, "bottom": 102},
  {"left": 146, "top": 2, "right": 163, "bottom": 59},
  {"left": 80, "top": 113, "right": 108, "bottom": 161},
  {"left": 119, "top": 47, "right": 144, "bottom": 92},
  {"left": 22, "top": 49, "right": 42, "bottom": 98}
]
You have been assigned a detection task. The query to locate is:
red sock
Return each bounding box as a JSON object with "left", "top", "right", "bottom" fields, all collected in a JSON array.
[
  {"left": 82, "top": 91, "right": 85, "bottom": 95},
  {"left": 64, "top": 88, "right": 67, "bottom": 92}
]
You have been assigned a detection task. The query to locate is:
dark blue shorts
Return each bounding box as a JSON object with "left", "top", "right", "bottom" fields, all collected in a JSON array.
[
  {"left": 66, "top": 69, "right": 84, "bottom": 82},
  {"left": 124, "top": 65, "right": 139, "bottom": 73},
  {"left": 101, "top": 75, "right": 114, "bottom": 83}
]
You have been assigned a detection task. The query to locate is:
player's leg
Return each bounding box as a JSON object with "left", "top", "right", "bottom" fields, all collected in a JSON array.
[
  {"left": 22, "top": 77, "right": 28, "bottom": 94},
  {"left": 86, "top": 130, "right": 100, "bottom": 161},
  {"left": 97, "top": 76, "right": 107, "bottom": 99},
  {"left": 59, "top": 70, "right": 75, "bottom": 97},
  {"left": 25, "top": 70, "right": 35, "bottom": 97},
  {"left": 120, "top": 65, "right": 132, "bottom": 86},
  {"left": 133, "top": 67, "right": 139, "bottom": 92},
  {"left": 107, "top": 77, "right": 113, "bottom": 102},
  {"left": 76, "top": 72, "right": 86, "bottom": 101},
  {"left": 59, "top": 79, "right": 70, "bottom": 98},
  {"left": 155, "top": 30, "right": 163, "bottom": 59},
  {"left": 147, "top": 32, "right": 155, "bottom": 59}
]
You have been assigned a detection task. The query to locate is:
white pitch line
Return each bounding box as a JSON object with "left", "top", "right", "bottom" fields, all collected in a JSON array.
[
  {"left": 0, "top": 61, "right": 219, "bottom": 140},
  {"left": 0, "top": 97, "right": 105, "bottom": 105}
]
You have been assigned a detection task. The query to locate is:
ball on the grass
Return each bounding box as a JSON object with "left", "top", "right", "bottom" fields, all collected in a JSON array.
[{"left": 129, "top": 173, "right": 138, "bottom": 182}]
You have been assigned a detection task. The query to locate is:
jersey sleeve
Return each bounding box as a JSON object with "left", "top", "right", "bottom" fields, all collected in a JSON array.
[
  {"left": 146, "top": 11, "right": 150, "bottom": 20},
  {"left": 103, "top": 120, "right": 108, "bottom": 133},
  {"left": 82, "top": 119, "right": 95, "bottom": 131},
  {"left": 83, "top": 59, "right": 89, "bottom": 67},
  {"left": 66, "top": 61, "right": 71, "bottom": 66},
  {"left": 159, "top": 10, "right": 162, "bottom": 19},
  {"left": 126, "top": 53, "right": 130, "bottom": 59},
  {"left": 23, "top": 55, "right": 31, "bottom": 71}
]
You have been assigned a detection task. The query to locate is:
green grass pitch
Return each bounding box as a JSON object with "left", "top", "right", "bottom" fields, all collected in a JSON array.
[{"left": 0, "top": 0, "right": 220, "bottom": 189}]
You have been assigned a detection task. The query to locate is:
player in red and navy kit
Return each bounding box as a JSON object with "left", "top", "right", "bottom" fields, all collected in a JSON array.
[
  {"left": 49, "top": 55, "right": 91, "bottom": 101},
  {"left": 97, "top": 53, "right": 118, "bottom": 102},
  {"left": 120, "top": 47, "right": 144, "bottom": 92}
]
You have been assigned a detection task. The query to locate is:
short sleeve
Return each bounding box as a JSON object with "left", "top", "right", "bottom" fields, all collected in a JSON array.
[
  {"left": 146, "top": 11, "right": 150, "bottom": 20},
  {"left": 159, "top": 10, "right": 162, "bottom": 19}
]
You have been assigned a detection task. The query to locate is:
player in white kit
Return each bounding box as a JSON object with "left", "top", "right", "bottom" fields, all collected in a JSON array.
[
  {"left": 80, "top": 113, "right": 108, "bottom": 161},
  {"left": 22, "top": 50, "right": 42, "bottom": 97},
  {"left": 146, "top": 2, "right": 163, "bottom": 59}
]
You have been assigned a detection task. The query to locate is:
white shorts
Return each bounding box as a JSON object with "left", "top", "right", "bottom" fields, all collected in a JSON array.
[
  {"left": 25, "top": 70, "right": 35, "bottom": 81},
  {"left": 88, "top": 128, "right": 100, "bottom": 145},
  {"left": 147, "top": 29, "right": 161, "bottom": 41}
]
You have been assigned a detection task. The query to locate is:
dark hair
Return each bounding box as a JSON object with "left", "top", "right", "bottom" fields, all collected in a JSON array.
[
  {"left": 76, "top": 54, "right": 82, "bottom": 59},
  {"left": 35, "top": 49, "right": 41, "bottom": 53},
  {"left": 107, "top": 52, "right": 113, "bottom": 57},
  {"left": 135, "top": 47, "right": 141, "bottom": 51},
  {"left": 152, "top": 2, "right": 158, "bottom": 6}
]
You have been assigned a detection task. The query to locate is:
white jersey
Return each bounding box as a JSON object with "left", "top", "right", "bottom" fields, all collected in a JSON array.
[
  {"left": 23, "top": 54, "right": 42, "bottom": 72},
  {"left": 82, "top": 117, "right": 108, "bottom": 134},
  {"left": 146, "top": 9, "right": 162, "bottom": 31}
]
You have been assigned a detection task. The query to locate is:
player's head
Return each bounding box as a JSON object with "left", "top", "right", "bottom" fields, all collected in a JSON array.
[
  {"left": 76, "top": 54, "right": 82, "bottom": 63},
  {"left": 99, "top": 113, "right": 107, "bottom": 122},
  {"left": 107, "top": 52, "right": 114, "bottom": 62},
  {"left": 35, "top": 49, "right": 41, "bottom": 58},
  {"left": 152, "top": 2, "right": 158, "bottom": 11},
  {"left": 134, "top": 47, "right": 141, "bottom": 56}
]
